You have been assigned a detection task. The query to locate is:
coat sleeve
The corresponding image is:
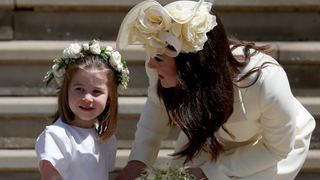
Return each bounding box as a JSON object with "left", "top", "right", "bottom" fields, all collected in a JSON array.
[
  {"left": 201, "top": 65, "right": 297, "bottom": 179},
  {"left": 128, "top": 55, "right": 171, "bottom": 166}
]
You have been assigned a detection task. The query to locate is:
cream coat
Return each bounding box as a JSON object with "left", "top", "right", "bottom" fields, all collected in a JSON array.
[{"left": 129, "top": 47, "right": 316, "bottom": 180}]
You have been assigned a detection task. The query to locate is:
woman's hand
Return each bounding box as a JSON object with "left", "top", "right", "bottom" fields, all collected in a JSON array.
[
  {"left": 187, "top": 168, "right": 208, "bottom": 180},
  {"left": 115, "top": 160, "right": 147, "bottom": 180}
]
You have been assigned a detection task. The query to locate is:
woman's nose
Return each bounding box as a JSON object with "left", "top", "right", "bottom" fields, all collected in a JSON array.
[{"left": 147, "top": 57, "right": 157, "bottom": 69}]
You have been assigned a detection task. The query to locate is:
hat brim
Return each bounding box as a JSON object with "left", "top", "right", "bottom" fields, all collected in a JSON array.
[
  {"left": 116, "top": 0, "right": 212, "bottom": 52},
  {"left": 116, "top": 0, "right": 161, "bottom": 50}
]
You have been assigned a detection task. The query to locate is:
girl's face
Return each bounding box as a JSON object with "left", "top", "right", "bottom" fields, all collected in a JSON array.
[
  {"left": 148, "top": 53, "right": 177, "bottom": 88},
  {"left": 68, "top": 69, "right": 109, "bottom": 128}
]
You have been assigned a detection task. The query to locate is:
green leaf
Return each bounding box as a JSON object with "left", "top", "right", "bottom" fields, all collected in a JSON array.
[
  {"left": 100, "top": 53, "right": 108, "bottom": 61},
  {"left": 46, "top": 76, "right": 53, "bottom": 87},
  {"left": 100, "top": 46, "right": 106, "bottom": 53}
]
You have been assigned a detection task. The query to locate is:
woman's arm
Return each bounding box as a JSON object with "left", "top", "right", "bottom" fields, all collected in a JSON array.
[
  {"left": 41, "top": 160, "right": 62, "bottom": 180},
  {"left": 115, "top": 56, "right": 171, "bottom": 179},
  {"left": 201, "top": 65, "right": 297, "bottom": 179}
]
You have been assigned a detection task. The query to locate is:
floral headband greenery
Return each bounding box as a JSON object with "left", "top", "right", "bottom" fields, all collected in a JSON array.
[
  {"left": 44, "top": 40, "right": 130, "bottom": 90},
  {"left": 116, "top": 0, "right": 217, "bottom": 58}
]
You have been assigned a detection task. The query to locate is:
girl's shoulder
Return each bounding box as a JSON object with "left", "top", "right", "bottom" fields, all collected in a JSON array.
[{"left": 37, "top": 118, "right": 71, "bottom": 143}]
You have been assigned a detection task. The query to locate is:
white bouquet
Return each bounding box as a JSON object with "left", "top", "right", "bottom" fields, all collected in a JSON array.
[{"left": 135, "top": 161, "right": 196, "bottom": 180}]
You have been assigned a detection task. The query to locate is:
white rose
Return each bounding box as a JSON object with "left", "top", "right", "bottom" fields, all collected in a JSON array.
[
  {"left": 121, "top": 69, "right": 129, "bottom": 78},
  {"left": 110, "top": 51, "right": 122, "bottom": 67},
  {"left": 115, "top": 62, "right": 123, "bottom": 72},
  {"left": 62, "top": 43, "right": 82, "bottom": 59},
  {"left": 54, "top": 76, "right": 64, "bottom": 86},
  {"left": 82, "top": 43, "right": 89, "bottom": 51},
  {"left": 106, "top": 46, "right": 113, "bottom": 51},
  {"left": 90, "top": 43, "right": 101, "bottom": 55},
  {"left": 52, "top": 64, "right": 65, "bottom": 78}
]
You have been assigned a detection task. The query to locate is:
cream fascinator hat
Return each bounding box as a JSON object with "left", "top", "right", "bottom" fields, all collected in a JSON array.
[{"left": 116, "top": 0, "right": 217, "bottom": 58}]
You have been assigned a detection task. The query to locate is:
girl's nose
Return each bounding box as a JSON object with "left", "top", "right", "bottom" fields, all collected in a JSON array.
[
  {"left": 82, "top": 93, "right": 93, "bottom": 103},
  {"left": 147, "top": 57, "right": 157, "bottom": 69}
]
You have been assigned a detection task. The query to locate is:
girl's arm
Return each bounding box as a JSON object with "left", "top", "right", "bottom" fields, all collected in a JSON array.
[{"left": 41, "top": 160, "right": 62, "bottom": 180}]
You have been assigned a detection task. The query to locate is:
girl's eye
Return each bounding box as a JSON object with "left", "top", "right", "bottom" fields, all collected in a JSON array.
[
  {"left": 75, "top": 88, "right": 84, "bottom": 91},
  {"left": 93, "top": 90, "right": 102, "bottom": 94}
]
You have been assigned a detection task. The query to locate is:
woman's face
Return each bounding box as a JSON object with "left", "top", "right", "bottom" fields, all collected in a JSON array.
[{"left": 148, "top": 53, "right": 177, "bottom": 88}]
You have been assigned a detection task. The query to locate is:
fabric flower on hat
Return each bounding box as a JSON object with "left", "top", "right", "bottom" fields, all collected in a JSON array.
[
  {"left": 116, "top": 0, "right": 217, "bottom": 58},
  {"left": 181, "top": 7, "right": 217, "bottom": 52}
]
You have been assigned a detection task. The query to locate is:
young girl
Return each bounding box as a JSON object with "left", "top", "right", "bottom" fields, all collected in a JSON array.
[
  {"left": 36, "top": 40, "right": 129, "bottom": 180},
  {"left": 115, "top": 0, "right": 315, "bottom": 179}
]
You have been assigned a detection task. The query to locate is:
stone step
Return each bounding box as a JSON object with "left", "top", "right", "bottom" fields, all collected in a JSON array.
[
  {"left": 0, "top": 0, "right": 14, "bottom": 9},
  {"left": 14, "top": 0, "right": 320, "bottom": 12},
  {"left": 0, "top": 149, "right": 319, "bottom": 180},
  {"left": 0, "top": 97, "right": 180, "bottom": 149},
  {"left": 0, "top": 41, "right": 320, "bottom": 96},
  {"left": 3, "top": 1, "right": 320, "bottom": 41},
  {"left": 11, "top": 11, "right": 320, "bottom": 41},
  {"left": 0, "top": 96, "right": 319, "bottom": 149}
]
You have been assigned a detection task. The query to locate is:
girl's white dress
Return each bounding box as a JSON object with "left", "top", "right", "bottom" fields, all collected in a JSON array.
[
  {"left": 35, "top": 118, "right": 116, "bottom": 180},
  {"left": 128, "top": 47, "right": 316, "bottom": 180}
]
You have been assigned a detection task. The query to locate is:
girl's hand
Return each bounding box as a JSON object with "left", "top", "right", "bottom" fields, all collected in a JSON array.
[
  {"left": 115, "top": 160, "right": 147, "bottom": 180},
  {"left": 41, "top": 160, "right": 62, "bottom": 180},
  {"left": 187, "top": 168, "right": 208, "bottom": 180}
]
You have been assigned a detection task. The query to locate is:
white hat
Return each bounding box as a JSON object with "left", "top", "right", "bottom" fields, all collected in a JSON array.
[{"left": 116, "top": 0, "right": 217, "bottom": 57}]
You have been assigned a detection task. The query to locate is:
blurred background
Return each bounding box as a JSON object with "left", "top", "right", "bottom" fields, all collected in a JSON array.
[{"left": 0, "top": 0, "right": 319, "bottom": 179}]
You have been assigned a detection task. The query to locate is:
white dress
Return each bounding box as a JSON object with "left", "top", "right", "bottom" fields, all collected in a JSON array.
[
  {"left": 35, "top": 118, "right": 117, "bottom": 180},
  {"left": 128, "top": 47, "right": 316, "bottom": 180}
]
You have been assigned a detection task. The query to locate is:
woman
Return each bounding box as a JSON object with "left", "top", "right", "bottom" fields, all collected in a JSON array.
[{"left": 115, "top": 0, "right": 315, "bottom": 179}]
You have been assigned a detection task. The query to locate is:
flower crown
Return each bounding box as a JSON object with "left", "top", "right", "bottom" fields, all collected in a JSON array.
[
  {"left": 116, "top": 0, "right": 217, "bottom": 58},
  {"left": 44, "top": 40, "right": 130, "bottom": 90}
]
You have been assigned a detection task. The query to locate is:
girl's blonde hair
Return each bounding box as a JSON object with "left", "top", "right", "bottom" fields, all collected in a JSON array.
[{"left": 50, "top": 55, "right": 118, "bottom": 141}]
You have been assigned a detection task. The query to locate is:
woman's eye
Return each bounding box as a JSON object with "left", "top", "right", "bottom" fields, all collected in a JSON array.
[{"left": 155, "top": 57, "right": 163, "bottom": 62}]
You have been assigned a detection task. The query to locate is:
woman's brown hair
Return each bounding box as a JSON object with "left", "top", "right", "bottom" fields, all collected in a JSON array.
[
  {"left": 157, "top": 10, "right": 275, "bottom": 163},
  {"left": 49, "top": 55, "right": 118, "bottom": 141}
]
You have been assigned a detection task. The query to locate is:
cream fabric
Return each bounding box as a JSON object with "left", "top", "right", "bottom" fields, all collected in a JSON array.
[
  {"left": 36, "top": 118, "right": 117, "bottom": 180},
  {"left": 129, "top": 47, "right": 316, "bottom": 179}
]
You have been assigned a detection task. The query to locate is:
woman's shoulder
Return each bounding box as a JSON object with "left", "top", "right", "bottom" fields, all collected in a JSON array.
[{"left": 233, "top": 45, "right": 279, "bottom": 71}]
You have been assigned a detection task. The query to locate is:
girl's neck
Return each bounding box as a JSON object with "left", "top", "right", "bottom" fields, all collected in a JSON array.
[{"left": 71, "top": 119, "right": 96, "bottom": 129}]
